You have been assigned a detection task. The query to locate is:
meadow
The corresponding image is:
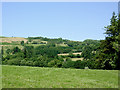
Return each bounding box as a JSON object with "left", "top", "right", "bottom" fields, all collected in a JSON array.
[{"left": 2, "top": 65, "right": 118, "bottom": 88}]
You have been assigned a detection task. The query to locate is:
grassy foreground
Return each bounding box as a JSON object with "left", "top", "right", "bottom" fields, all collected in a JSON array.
[{"left": 2, "top": 65, "right": 118, "bottom": 88}]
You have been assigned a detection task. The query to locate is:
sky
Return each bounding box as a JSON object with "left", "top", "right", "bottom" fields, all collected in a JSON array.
[{"left": 2, "top": 2, "right": 118, "bottom": 41}]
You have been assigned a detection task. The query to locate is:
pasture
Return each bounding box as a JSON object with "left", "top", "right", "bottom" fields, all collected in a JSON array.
[
  {"left": 58, "top": 52, "right": 82, "bottom": 56},
  {"left": 0, "top": 37, "right": 28, "bottom": 43},
  {"left": 2, "top": 65, "right": 118, "bottom": 88}
]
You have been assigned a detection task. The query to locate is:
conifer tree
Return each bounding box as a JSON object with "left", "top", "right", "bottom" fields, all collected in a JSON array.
[{"left": 96, "top": 12, "right": 120, "bottom": 69}]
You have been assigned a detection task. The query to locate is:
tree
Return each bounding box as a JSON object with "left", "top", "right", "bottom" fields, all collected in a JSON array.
[
  {"left": 28, "top": 38, "right": 32, "bottom": 42},
  {"left": 6, "top": 49, "right": 11, "bottom": 54},
  {"left": 12, "top": 46, "right": 21, "bottom": 54},
  {"left": 74, "top": 60, "right": 86, "bottom": 69},
  {"left": 117, "top": 13, "right": 120, "bottom": 69},
  {"left": 48, "top": 59, "right": 62, "bottom": 67},
  {"left": 21, "top": 41, "right": 24, "bottom": 46},
  {"left": 81, "top": 45, "right": 92, "bottom": 60},
  {"left": 76, "top": 54, "right": 81, "bottom": 58},
  {"left": 96, "top": 12, "right": 120, "bottom": 69},
  {"left": 62, "top": 60, "right": 75, "bottom": 68},
  {"left": 23, "top": 46, "right": 34, "bottom": 58}
]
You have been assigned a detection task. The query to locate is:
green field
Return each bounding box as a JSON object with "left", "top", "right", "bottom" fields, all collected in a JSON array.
[{"left": 2, "top": 65, "right": 118, "bottom": 88}]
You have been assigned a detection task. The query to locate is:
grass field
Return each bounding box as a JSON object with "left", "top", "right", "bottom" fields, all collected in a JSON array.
[
  {"left": 2, "top": 65, "right": 118, "bottom": 88},
  {"left": 58, "top": 52, "right": 82, "bottom": 56},
  {"left": 0, "top": 37, "right": 28, "bottom": 43},
  {"left": 71, "top": 58, "right": 84, "bottom": 61}
]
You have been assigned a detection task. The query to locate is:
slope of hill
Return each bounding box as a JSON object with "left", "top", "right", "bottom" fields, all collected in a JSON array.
[
  {"left": 1, "top": 36, "right": 100, "bottom": 68},
  {"left": 0, "top": 37, "right": 28, "bottom": 43}
]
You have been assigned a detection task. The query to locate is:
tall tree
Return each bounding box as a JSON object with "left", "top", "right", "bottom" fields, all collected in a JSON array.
[
  {"left": 116, "top": 13, "right": 120, "bottom": 69},
  {"left": 96, "top": 12, "right": 120, "bottom": 69}
]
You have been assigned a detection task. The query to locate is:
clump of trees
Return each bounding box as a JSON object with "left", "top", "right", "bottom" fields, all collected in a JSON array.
[{"left": 2, "top": 45, "right": 89, "bottom": 69}]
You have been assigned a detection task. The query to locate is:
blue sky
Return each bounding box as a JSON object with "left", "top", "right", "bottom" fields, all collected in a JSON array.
[{"left": 2, "top": 2, "right": 118, "bottom": 41}]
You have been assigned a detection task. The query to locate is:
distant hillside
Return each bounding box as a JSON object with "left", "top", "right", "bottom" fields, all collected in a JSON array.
[
  {"left": 1, "top": 36, "right": 101, "bottom": 69},
  {"left": 0, "top": 36, "right": 100, "bottom": 51},
  {"left": 0, "top": 36, "right": 82, "bottom": 47},
  {"left": 0, "top": 37, "right": 28, "bottom": 43}
]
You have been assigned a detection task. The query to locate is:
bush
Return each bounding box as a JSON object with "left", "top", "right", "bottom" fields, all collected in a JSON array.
[
  {"left": 32, "top": 41, "right": 38, "bottom": 44},
  {"left": 5, "top": 55, "right": 11, "bottom": 60},
  {"left": 12, "top": 47, "right": 21, "bottom": 54},
  {"left": 6, "top": 49, "right": 11, "bottom": 54},
  {"left": 48, "top": 59, "right": 63, "bottom": 67},
  {"left": 65, "top": 57, "right": 72, "bottom": 61},
  {"left": 20, "top": 60, "right": 26, "bottom": 66},
  {"left": 33, "top": 61, "right": 39, "bottom": 66},
  {"left": 76, "top": 54, "right": 81, "bottom": 58},
  {"left": 74, "top": 60, "right": 86, "bottom": 69},
  {"left": 2, "top": 60, "right": 7, "bottom": 65},
  {"left": 62, "top": 60, "right": 75, "bottom": 68},
  {"left": 25, "top": 61, "right": 34, "bottom": 66},
  {"left": 68, "top": 52, "right": 75, "bottom": 58},
  {"left": 7, "top": 59, "right": 21, "bottom": 65},
  {"left": 21, "top": 41, "right": 24, "bottom": 46}
]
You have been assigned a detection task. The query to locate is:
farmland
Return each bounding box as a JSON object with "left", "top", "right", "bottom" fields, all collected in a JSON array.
[
  {"left": 1, "top": 36, "right": 100, "bottom": 69},
  {"left": 2, "top": 65, "right": 118, "bottom": 88}
]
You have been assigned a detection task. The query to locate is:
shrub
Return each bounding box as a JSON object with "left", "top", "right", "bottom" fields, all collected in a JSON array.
[
  {"left": 62, "top": 60, "right": 75, "bottom": 68},
  {"left": 33, "top": 61, "right": 39, "bottom": 66},
  {"left": 76, "top": 54, "right": 81, "bottom": 58},
  {"left": 25, "top": 61, "right": 34, "bottom": 66},
  {"left": 21, "top": 41, "right": 24, "bottom": 46},
  {"left": 74, "top": 60, "right": 86, "bottom": 69},
  {"left": 32, "top": 41, "right": 38, "bottom": 44},
  {"left": 7, "top": 59, "right": 21, "bottom": 65},
  {"left": 20, "top": 60, "right": 26, "bottom": 66},
  {"left": 48, "top": 59, "right": 63, "bottom": 67}
]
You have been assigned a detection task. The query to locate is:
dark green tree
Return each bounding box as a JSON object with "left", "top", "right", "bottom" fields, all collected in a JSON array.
[
  {"left": 81, "top": 45, "right": 92, "bottom": 60},
  {"left": 96, "top": 12, "right": 120, "bottom": 69},
  {"left": 12, "top": 46, "right": 21, "bottom": 54},
  {"left": 6, "top": 49, "right": 11, "bottom": 54},
  {"left": 74, "top": 60, "right": 86, "bottom": 69},
  {"left": 23, "top": 46, "right": 34, "bottom": 58},
  {"left": 62, "top": 60, "right": 75, "bottom": 68},
  {"left": 21, "top": 41, "right": 24, "bottom": 46}
]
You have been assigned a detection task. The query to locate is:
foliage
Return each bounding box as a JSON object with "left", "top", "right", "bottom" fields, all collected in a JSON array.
[
  {"left": 62, "top": 60, "right": 75, "bottom": 68},
  {"left": 12, "top": 47, "right": 21, "bottom": 54},
  {"left": 6, "top": 49, "right": 11, "bottom": 54},
  {"left": 23, "top": 46, "right": 34, "bottom": 58},
  {"left": 32, "top": 41, "right": 38, "bottom": 44},
  {"left": 74, "top": 60, "right": 86, "bottom": 69},
  {"left": 95, "top": 12, "right": 120, "bottom": 70},
  {"left": 81, "top": 45, "right": 92, "bottom": 59},
  {"left": 48, "top": 59, "right": 63, "bottom": 67},
  {"left": 21, "top": 41, "right": 24, "bottom": 46}
]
